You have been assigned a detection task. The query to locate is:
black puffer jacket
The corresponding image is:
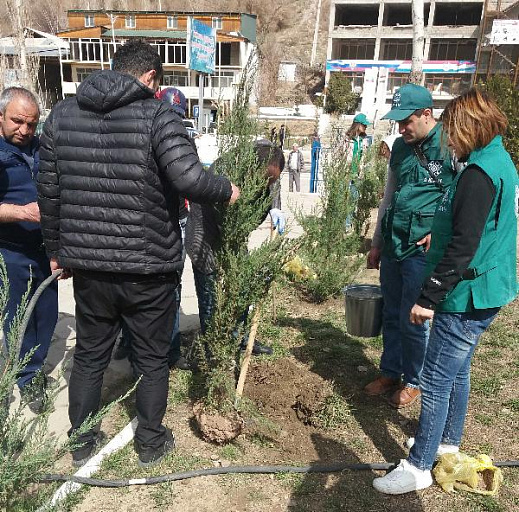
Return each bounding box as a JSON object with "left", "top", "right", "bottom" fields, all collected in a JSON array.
[{"left": 37, "top": 70, "right": 232, "bottom": 274}]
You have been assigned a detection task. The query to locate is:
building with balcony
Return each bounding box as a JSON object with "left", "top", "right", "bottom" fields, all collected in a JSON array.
[
  {"left": 55, "top": 9, "right": 257, "bottom": 126},
  {"left": 326, "top": 0, "right": 488, "bottom": 120},
  {"left": 475, "top": 1, "right": 518, "bottom": 84}
]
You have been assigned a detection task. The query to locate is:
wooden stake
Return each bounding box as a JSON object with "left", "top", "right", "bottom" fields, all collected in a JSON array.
[
  {"left": 235, "top": 307, "right": 261, "bottom": 403},
  {"left": 270, "top": 220, "right": 278, "bottom": 322}
]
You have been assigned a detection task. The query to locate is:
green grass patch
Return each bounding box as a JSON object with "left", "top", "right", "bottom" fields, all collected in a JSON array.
[
  {"left": 219, "top": 443, "right": 242, "bottom": 461},
  {"left": 471, "top": 375, "right": 503, "bottom": 397}
]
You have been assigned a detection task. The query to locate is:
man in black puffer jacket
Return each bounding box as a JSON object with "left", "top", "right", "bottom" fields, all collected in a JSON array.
[{"left": 37, "top": 41, "right": 239, "bottom": 468}]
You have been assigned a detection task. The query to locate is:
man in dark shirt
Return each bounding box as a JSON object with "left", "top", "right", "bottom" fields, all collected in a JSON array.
[{"left": 0, "top": 87, "right": 58, "bottom": 414}]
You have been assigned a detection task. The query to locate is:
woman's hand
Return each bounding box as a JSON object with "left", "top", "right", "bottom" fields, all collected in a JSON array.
[{"left": 410, "top": 304, "right": 434, "bottom": 325}]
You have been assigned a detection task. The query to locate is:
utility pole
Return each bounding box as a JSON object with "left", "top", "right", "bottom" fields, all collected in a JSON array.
[
  {"left": 13, "top": 0, "right": 29, "bottom": 88},
  {"left": 310, "top": 0, "right": 323, "bottom": 67}
]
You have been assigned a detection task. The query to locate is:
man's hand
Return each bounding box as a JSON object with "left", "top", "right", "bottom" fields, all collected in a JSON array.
[
  {"left": 50, "top": 257, "right": 72, "bottom": 280},
  {"left": 0, "top": 202, "right": 40, "bottom": 223},
  {"left": 410, "top": 304, "right": 434, "bottom": 325},
  {"left": 416, "top": 233, "right": 431, "bottom": 252},
  {"left": 227, "top": 183, "right": 240, "bottom": 205},
  {"left": 23, "top": 202, "right": 40, "bottom": 223},
  {"left": 367, "top": 246, "right": 382, "bottom": 270},
  {"left": 269, "top": 208, "right": 286, "bottom": 235}
]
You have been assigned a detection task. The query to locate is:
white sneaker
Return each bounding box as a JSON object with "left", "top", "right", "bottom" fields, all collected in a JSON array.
[
  {"left": 373, "top": 459, "right": 433, "bottom": 495},
  {"left": 406, "top": 437, "right": 459, "bottom": 457}
]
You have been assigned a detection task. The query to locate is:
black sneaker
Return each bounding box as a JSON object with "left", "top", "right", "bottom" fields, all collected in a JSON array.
[
  {"left": 136, "top": 428, "right": 175, "bottom": 468},
  {"left": 168, "top": 355, "right": 192, "bottom": 371},
  {"left": 20, "top": 374, "right": 49, "bottom": 414},
  {"left": 240, "top": 340, "right": 273, "bottom": 356},
  {"left": 71, "top": 431, "right": 106, "bottom": 468}
]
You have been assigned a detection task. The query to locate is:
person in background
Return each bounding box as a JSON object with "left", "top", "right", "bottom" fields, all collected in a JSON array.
[
  {"left": 379, "top": 134, "right": 400, "bottom": 161},
  {"left": 270, "top": 126, "right": 278, "bottom": 145},
  {"left": 287, "top": 143, "right": 304, "bottom": 192},
  {"left": 344, "top": 114, "right": 371, "bottom": 231},
  {"left": 344, "top": 113, "right": 371, "bottom": 176},
  {"left": 37, "top": 41, "right": 239, "bottom": 468},
  {"left": 374, "top": 88, "right": 518, "bottom": 494},
  {"left": 0, "top": 87, "right": 58, "bottom": 414},
  {"left": 365, "top": 84, "right": 455, "bottom": 408},
  {"left": 279, "top": 124, "right": 286, "bottom": 150},
  {"left": 310, "top": 132, "right": 321, "bottom": 193}
]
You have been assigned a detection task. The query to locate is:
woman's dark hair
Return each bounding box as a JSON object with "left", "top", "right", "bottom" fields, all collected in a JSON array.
[
  {"left": 113, "top": 40, "right": 163, "bottom": 81},
  {"left": 345, "top": 122, "right": 366, "bottom": 140}
]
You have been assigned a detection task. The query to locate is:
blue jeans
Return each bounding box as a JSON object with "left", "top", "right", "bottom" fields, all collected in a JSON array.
[
  {"left": 408, "top": 308, "right": 499, "bottom": 470},
  {"left": 379, "top": 253, "right": 429, "bottom": 388},
  {"left": 1, "top": 246, "right": 58, "bottom": 389}
]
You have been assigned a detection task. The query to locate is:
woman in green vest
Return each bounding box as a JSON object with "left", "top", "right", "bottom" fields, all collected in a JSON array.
[{"left": 374, "top": 89, "right": 518, "bottom": 494}]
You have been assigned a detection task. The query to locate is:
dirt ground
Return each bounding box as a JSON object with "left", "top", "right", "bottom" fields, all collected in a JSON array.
[{"left": 63, "top": 283, "right": 519, "bottom": 512}]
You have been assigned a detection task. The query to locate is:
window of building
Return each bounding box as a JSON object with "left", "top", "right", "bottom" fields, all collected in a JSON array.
[
  {"left": 84, "top": 15, "right": 95, "bottom": 28},
  {"left": 381, "top": 39, "right": 413, "bottom": 60},
  {"left": 335, "top": 5, "right": 379, "bottom": 26},
  {"left": 384, "top": 4, "right": 412, "bottom": 26},
  {"left": 424, "top": 74, "right": 472, "bottom": 96},
  {"left": 125, "top": 15, "right": 136, "bottom": 29},
  {"left": 332, "top": 39, "right": 376, "bottom": 60},
  {"left": 167, "top": 16, "right": 178, "bottom": 29},
  {"left": 162, "top": 71, "right": 189, "bottom": 87},
  {"left": 216, "top": 43, "right": 231, "bottom": 66},
  {"left": 212, "top": 17, "right": 222, "bottom": 30},
  {"left": 167, "top": 44, "right": 187, "bottom": 65},
  {"left": 212, "top": 71, "right": 235, "bottom": 88},
  {"left": 429, "top": 39, "right": 477, "bottom": 61},
  {"left": 434, "top": 3, "right": 482, "bottom": 26},
  {"left": 75, "top": 67, "right": 97, "bottom": 82}
]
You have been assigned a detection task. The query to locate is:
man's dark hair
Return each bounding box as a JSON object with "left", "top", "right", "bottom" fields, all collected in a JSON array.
[
  {"left": 113, "top": 40, "right": 163, "bottom": 81},
  {"left": 254, "top": 140, "right": 285, "bottom": 171}
]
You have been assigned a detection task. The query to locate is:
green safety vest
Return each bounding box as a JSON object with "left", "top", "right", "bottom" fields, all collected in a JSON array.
[
  {"left": 425, "top": 135, "right": 518, "bottom": 313},
  {"left": 381, "top": 123, "right": 455, "bottom": 261}
]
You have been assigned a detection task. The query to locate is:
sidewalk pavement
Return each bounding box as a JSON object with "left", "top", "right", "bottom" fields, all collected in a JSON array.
[{"left": 14, "top": 172, "right": 320, "bottom": 442}]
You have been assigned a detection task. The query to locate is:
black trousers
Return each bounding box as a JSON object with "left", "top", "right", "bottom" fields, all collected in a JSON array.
[{"left": 69, "top": 269, "right": 178, "bottom": 452}]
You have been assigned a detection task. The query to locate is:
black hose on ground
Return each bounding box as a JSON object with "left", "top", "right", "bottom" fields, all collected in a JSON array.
[{"left": 39, "top": 460, "right": 519, "bottom": 488}]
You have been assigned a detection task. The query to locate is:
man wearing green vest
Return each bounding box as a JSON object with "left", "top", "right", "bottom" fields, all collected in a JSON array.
[{"left": 366, "top": 84, "right": 455, "bottom": 408}]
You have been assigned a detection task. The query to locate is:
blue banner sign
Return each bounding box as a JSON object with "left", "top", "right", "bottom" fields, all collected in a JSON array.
[
  {"left": 188, "top": 19, "right": 216, "bottom": 74},
  {"left": 326, "top": 60, "right": 476, "bottom": 74}
]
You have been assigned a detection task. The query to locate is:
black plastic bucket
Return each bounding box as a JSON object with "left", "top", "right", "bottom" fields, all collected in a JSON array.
[{"left": 343, "top": 284, "right": 383, "bottom": 337}]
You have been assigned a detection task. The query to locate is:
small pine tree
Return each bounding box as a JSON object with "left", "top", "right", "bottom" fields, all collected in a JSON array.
[
  {"left": 295, "top": 130, "right": 364, "bottom": 302},
  {"left": 194, "top": 60, "right": 293, "bottom": 418},
  {"left": 324, "top": 73, "right": 360, "bottom": 115}
]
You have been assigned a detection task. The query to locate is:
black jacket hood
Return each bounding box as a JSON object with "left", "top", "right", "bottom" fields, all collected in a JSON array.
[{"left": 76, "top": 70, "right": 155, "bottom": 113}]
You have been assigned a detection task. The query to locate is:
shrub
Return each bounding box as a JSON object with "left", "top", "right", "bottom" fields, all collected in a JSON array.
[
  {"left": 481, "top": 76, "right": 519, "bottom": 170},
  {"left": 324, "top": 73, "right": 360, "bottom": 115}
]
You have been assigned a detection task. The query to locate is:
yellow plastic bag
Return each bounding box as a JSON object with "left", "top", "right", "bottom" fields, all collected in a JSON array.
[{"left": 433, "top": 452, "right": 503, "bottom": 495}]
